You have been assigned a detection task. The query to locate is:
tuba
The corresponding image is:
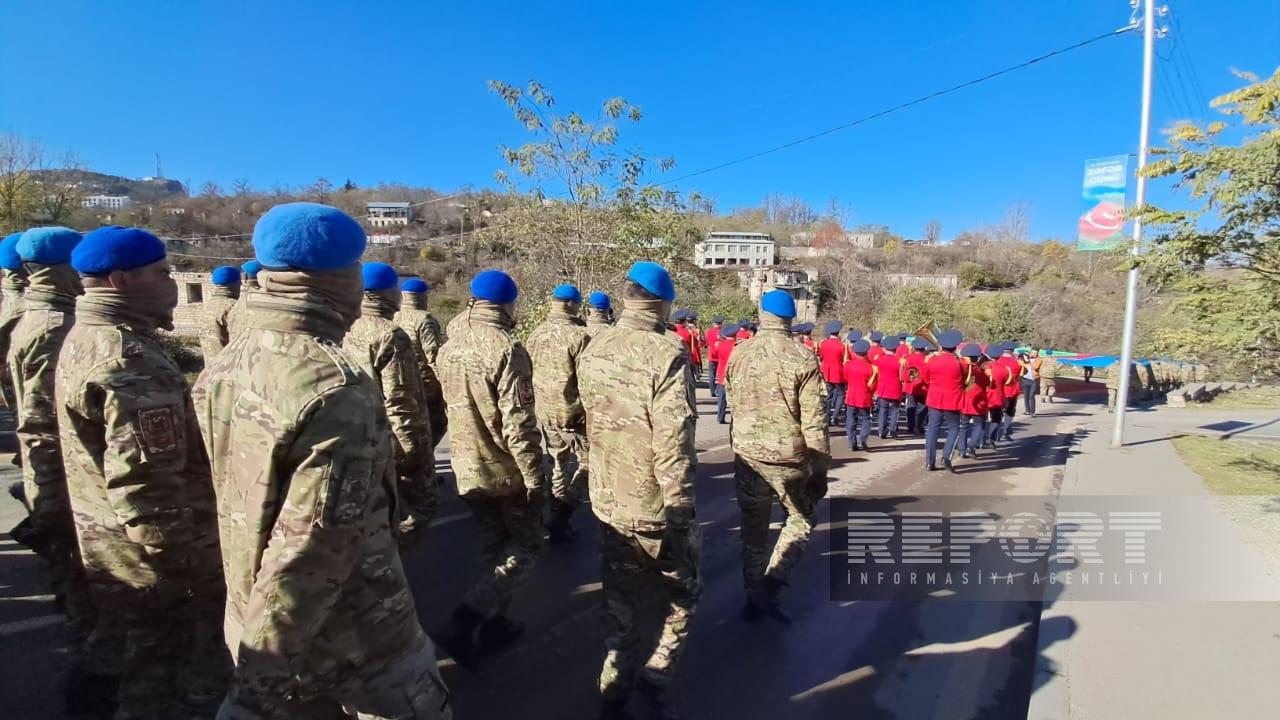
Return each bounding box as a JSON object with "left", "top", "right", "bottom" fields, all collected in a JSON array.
[{"left": 912, "top": 320, "right": 940, "bottom": 350}]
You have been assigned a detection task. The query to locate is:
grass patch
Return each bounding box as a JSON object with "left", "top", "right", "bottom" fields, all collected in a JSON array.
[
  {"left": 1189, "top": 385, "right": 1280, "bottom": 410},
  {"left": 1172, "top": 434, "right": 1280, "bottom": 495}
]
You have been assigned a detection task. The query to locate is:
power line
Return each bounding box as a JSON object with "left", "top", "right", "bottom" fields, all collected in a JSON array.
[{"left": 656, "top": 25, "right": 1138, "bottom": 187}]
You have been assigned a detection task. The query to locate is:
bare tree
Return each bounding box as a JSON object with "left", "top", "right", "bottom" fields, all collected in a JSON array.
[
  {"left": 307, "top": 178, "right": 333, "bottom": 203},
  {"left": 924, "top": 219, "right": 941, "bottom": 245},
  {"left": 0, "top": 133, "right": 41, "bottom": 232},
  {"left": 997, "top": 202, "right": 1031, "bottom": 243},
  {"left": 33, "top": 151, "right": 88, "bottom": 225}
]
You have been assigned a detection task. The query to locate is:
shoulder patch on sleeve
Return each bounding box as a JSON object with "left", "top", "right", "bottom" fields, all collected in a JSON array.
[
  {"left": 136, "top": 406, "right": 179, "bottom": 455},
  {"left": 517, "top": 376, "right": 535, "bottom": 407}
]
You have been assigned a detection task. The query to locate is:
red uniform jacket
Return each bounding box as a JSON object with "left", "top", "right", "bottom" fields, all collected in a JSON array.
[
  {"left": 961, "top": 361, "right": 990, "bottom": 416},
  {"left": 818, "top": 337, "right": 846, "bottom": 383},
  {"left": 802, "top": 336, "right": 816, "bottom": 354},
  {"left": 874, "top": 354, "right": 905, "bottom": 401},
  {"left": 714, "top": 338, "right": 737, "bottom": 384},
  {"left": 738, "top": 329, "right": 754, "bottom": 341},
  {"left": 987, "top": 362, "right": 1011, "bottom": 410},
  {"left": 895, "top": 344, "right": 910, "bottom": 359},
  {"left": 689, "top": 327, "right": 703, "bottom": 365},
  {"left": 902, "top": 351, "right": 929, "bottom": 399},
  {"left": 842, "top": 356, "right": 877, "bottom": 408},
  {"left": 997, "top": 356, "right": 1023, "bottom": 399},
  {"left": 868, "top": 345, "right": 884, "bottom": 363},
  {"left": 705, "top": 325, "right": 721, "bottom": 350},
  {"left": 923, "top": 352, "right": 964, "bottom": 411}
]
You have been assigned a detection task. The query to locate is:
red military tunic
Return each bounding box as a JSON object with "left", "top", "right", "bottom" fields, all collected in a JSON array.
[
  {"left": 842, "top": 356, "right": 877, "bottom": 409},
  {"left": 705, "top": 324, "right": 721, "bottom": 348},
  {"left": 874, "top": 353, "right": 905, "bottom": 401},
  {"left": 714, "top": 337, "right": 737, "bottom": 384},
  {"left": 987, "top": 362, "right": 1011, "bottom": 410},
  {"left": 997, "top": 356, "right": 1022, "bottom": 399},
  {"left": 903, "top": 350, "right": 929, "bottom": 399},
  {"left": 818, "top": 337, "right": 846, "bottom": 384},
  {"left": 923, "top": 351, "right": 964, "bottom": 411},
  {"left": 961, "top": 360, "right": 990, "bottom": 416},
  {"left": 868, "top": 344, "right": 884, "bottom": 363},
  {"left": 895, "top": 343, "right": 910, "bottom": 359}
]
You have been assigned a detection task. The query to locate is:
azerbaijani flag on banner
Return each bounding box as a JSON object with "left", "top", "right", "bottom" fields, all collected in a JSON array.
[{"left": 1078, "top": 155, "right": 1129, "bottom": 251}]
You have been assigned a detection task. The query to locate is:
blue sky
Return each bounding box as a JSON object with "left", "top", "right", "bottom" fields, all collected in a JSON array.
[{"left": 2, "top": 0, "right": 1277, "bottom": 241}]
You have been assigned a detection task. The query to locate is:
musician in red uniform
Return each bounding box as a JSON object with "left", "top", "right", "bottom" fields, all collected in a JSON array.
[
  {"left": 957, "top": 343, "right": 991, "bottom": 459},
  {"left": 704, "top": 315, "right": 724, "bottom": 397},
  {"left": 894, "top": 333, "right": 911, "bottom": 359},
  {"left": 817, "top": 321, "right": 846, "bottom": 426},
  {"left": 874, "top": 336, "right": 905, "bottom": 439},
  {"left": 684, "top": 312, "right": 703, "bottom": 383},
  {"left": 922, "top": 329, "right": 965, "bottom": 471},
  {"left": 985, "top": 343, "right": 1011, "bottom": 447},
  {"left": 842, "top": 339, "right": 877, "bottom": 451},
  {"left": 902, "top": 337, "right": 931, "bottom": 434},
  {"left": 995, "top": 343, "right": 1023, "bottom": 441},
  {"left": 713, "top": 324, "right": 740, "bottom": 424},
  {"left": 737, "top": 319, "right": 755, "bottom": 341},
  {"left": 867, "top": 330, "right": 885, "bottom": 362}
]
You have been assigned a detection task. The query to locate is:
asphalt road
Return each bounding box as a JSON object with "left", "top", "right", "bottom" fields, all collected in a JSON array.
[{"left": 0, "top": 382, "right": 1096, "bottom": 719}]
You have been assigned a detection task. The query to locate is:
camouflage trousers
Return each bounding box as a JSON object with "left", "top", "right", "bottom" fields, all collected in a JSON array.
[
  {"left": 733, "top": 456, "right": 817, "bottom": 591},
  {"left": 543, "top": 423, "right": 588, "bottom": 505},
  {"left": 460, "top": 492, "right": 545, "bottom": 618},
  {"left": 18, "top": 443, "right": 95, "bottom": 645},
  {"left": 597, "top": 521, "right": 701, "bottom": 699},
  {"left": 217, "top": 634, "right": 451, "bottom": 720},
  {"left": 84, "top": 534, "right": 231, "bottom": 719}
]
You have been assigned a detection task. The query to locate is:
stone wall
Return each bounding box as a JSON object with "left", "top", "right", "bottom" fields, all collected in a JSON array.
[{"left": 172, "top": 271, "right": 214, "bottom": 339}]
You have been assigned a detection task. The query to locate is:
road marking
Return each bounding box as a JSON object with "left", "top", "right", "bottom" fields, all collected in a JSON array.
[
  {"left": 0, "top": 613, "right": 62, "bottom": 637},
  {"left": 427, "top": 511, "right": 470, "bottom": 528},
  {"left": 791, "top": 665, "right": 877, "bottom": 701}
]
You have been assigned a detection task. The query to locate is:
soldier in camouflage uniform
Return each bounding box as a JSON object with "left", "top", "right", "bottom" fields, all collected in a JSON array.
[
  {"left": 58, "top": 227, "right": 231, "bottom": 719},
  {"left": 433, "top": 269, "right": 545, "bottom": 664},
  {"left": 585, "top": 290, "right": 614, "bottom": 338},
  {"left": 524, "top": 283, "right": 592, "bottom": 542},
  {"left": 578, "top": 262, "right": 700, "bottom": 713},
  {"left": 199, "top": 265, "right": 241, "bottom": 361},
  {"left": 0, "top": 232, "right": 28, "bottom": 410},
  {"left": 8, "top": 227, "right": 97, "bottom": 657},
  {"left": 344, "top": 263, "right": 437, "bottom": 547},
  {"left": 723, "top": 291, "right": 829, "bottom": 621},
  {"left": 394, "top": 278, "right": 448, "bottom": 450},
  {"left": 226, "top": 259, "right": 260, "bottom": 337},
  {"left": 192, "top": 203, "right": 450, "bottom": 719}
]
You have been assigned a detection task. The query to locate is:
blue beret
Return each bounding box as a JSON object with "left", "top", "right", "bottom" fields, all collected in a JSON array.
[
  {"left": 938, "top": 330, "right": 964, "bottom": 349},
  {"left": 961, "top": 343, "right": 983, "bottom": 358},
  {"left": 882, "top": 336, "right": 900, "bottom": 351},
  {"left": 552, "top": 284, "right": 581, "bottom": 302},
  {"left": 211, "top": 265, "right": 241, "bottom": 286},
  {"left": 852, "top": 339, "right": 871, "bottom": 354},
  {"left": 760, "top": 290, "right": 796, "bottom": 319},
  {"left": 253, "top": 202, "right": 366, "bottom": 271},
  {"left": 720, "top": 324, "right": 739, "bottom": 338},
  {"left": 911, "top": 337, "right": 929, "bottom": 350},
  {"left": 869, "top": 330, "right": 884, "bottom": 342},
  {"left": 470, "top": 269, "right": 518, "bottom": 303},
  {"left": 241, "top": 259, "right": 262, "bottom": 277},
  {"left": 71, "top": 226, "right": 165, "bottom": 275},
  {"left": 626, "top": 261, "right": 675, "bottom": 302},
  {"left": 587, "top": 291, "right": 611, "bottom": 310},
  {"left": 0, "top": 232, "right": 23, "bottom": 271},
  {"left": 17, "top": 226, "right": 82, "bottom": 265},
  {"left": 824, "top": 320, "right": 843, "bottom": 335},
  {"left": 711, "top": 315, "right": 725, "bottom": 324},
  {"left": 401, "top": 278, "right": 429, "bottom": 293},
  {"left": 362, "top": 262, "right": 399, "bottom": 291}
]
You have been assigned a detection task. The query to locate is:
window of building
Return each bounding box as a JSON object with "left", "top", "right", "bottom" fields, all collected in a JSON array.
[{"left": 186, "top": 283, "right": 203, "bottom": 303}]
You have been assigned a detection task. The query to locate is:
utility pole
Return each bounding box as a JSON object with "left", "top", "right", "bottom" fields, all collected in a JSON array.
[{"left": 1112, "top": 0, "right": 1161, "bottom": 447}]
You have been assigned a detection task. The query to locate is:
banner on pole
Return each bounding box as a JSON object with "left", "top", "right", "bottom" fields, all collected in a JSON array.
[{"left": 1077, "top": 155, "right": 1129, "bottom": 251}]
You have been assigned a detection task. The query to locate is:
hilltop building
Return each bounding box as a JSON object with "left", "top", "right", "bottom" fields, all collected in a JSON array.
[{"left": 695, "top": 231, "right": 776, "bottom": 268}]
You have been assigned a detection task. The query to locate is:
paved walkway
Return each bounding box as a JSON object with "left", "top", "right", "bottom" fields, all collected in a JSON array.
[
  {"left": 1120, "top": 404, "right": 1280, "bottom": 442},
  {"left": 1028, "top": 405, "right": 1280, "bottom": 720}
]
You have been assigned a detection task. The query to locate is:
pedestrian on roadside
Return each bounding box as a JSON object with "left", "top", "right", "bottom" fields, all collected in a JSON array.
[
  {"left": 1040, "top": 349, "right": 1059, "bottom": 404},
  {"left": 1021, "top": 349, "right": 1041, "bottom": 417}
]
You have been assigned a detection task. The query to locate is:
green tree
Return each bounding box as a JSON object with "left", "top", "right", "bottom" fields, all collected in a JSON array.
[
  {"left": 878, "top": 284, "right": 956, "bottom": 334},
  {"left": 1137, "top": 68, "right": 1280, "bottom": 377},
  {"left": 982, "top": 295, "right": 1037, "bottom": 343},
  {"left": 481, "top": 80, "right": 699, "bottom": 303}
]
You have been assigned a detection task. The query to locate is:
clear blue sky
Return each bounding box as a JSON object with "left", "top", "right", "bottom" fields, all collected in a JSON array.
[{"left": 2, "top": 0, "right": 1277, "bottom": 241}]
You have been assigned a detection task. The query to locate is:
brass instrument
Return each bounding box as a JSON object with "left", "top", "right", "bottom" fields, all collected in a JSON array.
[{"left": 912, "top": 320, "right": 940, "bottom": 350}]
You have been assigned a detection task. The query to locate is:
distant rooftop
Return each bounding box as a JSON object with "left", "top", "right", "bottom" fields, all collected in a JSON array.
[{"left": 367, "top": 201, "right": 411, "bottom": 209}]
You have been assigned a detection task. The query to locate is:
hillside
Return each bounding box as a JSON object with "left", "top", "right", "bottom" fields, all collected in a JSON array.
[{"left": 32, "top": 169, "right": 186, "bottom": 203}]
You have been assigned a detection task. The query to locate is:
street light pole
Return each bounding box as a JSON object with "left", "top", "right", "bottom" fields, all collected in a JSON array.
[{"left": 1111, "top": 0, "right": 1157, "bottom": 448}]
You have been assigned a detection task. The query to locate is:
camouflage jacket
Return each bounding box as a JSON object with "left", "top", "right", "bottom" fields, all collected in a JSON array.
[
  {"left": 199, "top": 286, "right": 239, "bottom": 360},
  {"left": 8, "top": 265, "right": 81, "bottom": 521},
  {"left": 343, "top": 294, "right": 433, "bottom": 478},
  {"left": 1039, "top": 355, "right": 1058, "bottom": 379},
  {"left": 524, "top": 302, "right": 591, "bottom": 427},
  {"left": 585, "top": 308, "right": 613, "bottom": 339},
  {"left": 0, "top": 271, "right": 27, "bottom": 387},
  {"left": 392, "top": 302, "right": 448, "bottom": 447},
  {"left": 436, "top": 301, "right": 543, "bottom": 496},
  {"left": 57, "top": 290, "right": 221, "bottom": 589},
  {"left": 191, "top": 283, "right": 425, "bottom": 707},
  {"left": 394, "top": 294, "right": 444, "bottom": 367},
  {"left": 724, "top": 318, "right": 829, "bottom": 472},
  {"left": 578, "top": 302, "right": 697, "bottom": 531}
]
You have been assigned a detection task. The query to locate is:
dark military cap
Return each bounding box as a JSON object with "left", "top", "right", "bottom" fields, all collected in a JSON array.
[
  {"left": 869, "top": 330, "right": 884, "bottom": 342},
  {"left": 852, "top": 339, "right": 871, "bottom": 354},
  {"left": 882, "top": 336, "right": 900, "bottom": 351},
  {"left": 824, "top": 320, "right": 843, "bottom": 335},
  {"left": 938, "top": 329, "right": 963, "bottom": 350}
]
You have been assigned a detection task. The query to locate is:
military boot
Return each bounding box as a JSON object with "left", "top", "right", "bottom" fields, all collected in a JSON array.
[
  {"left": 432, "top": 604, "right": 484, "bottom": 669},
  {"left": 545, "top": 497, "right": 578, "bottom": 543},
  {"left": 746, "top": 576, "right": 792, "bottom": 625},
  {"left": 477, "top": 615, "right": 526, "bottom": 653}
]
